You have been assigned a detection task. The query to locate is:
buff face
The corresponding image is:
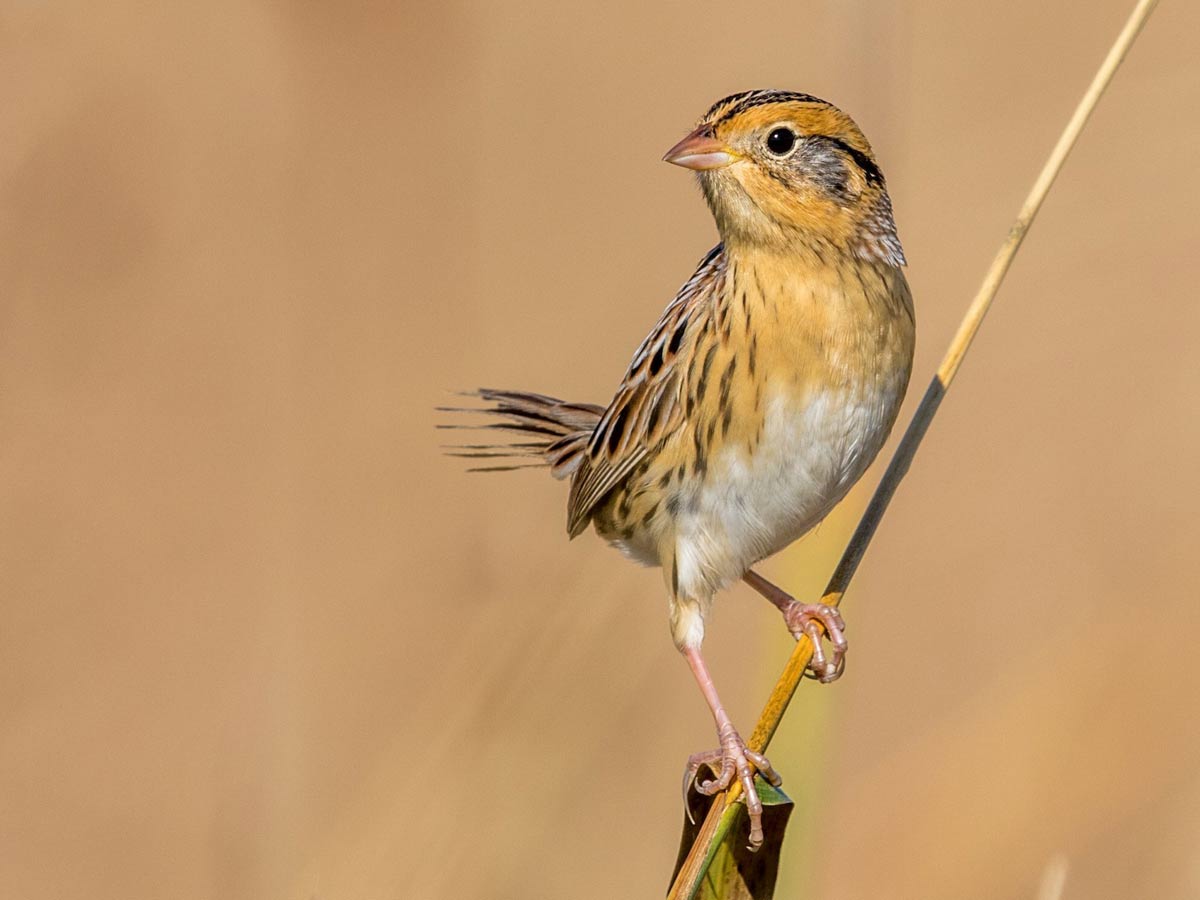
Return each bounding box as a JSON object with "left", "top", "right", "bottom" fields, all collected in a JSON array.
[{"left": 667, "top": 91, "right": 904, "bottom": 265}]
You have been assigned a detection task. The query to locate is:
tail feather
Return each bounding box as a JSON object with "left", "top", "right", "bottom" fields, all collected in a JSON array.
[{"left": 438, "top": 389, "right": 602, "bottom": 478}]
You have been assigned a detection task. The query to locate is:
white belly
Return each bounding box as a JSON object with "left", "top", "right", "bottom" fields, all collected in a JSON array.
[{"left": 672, "top": 383, "right": 901, "bottom": 601}]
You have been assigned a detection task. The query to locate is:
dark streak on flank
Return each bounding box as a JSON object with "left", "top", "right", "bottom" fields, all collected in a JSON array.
[
  {"left": 748, "top": 334, "right": 758, "bottom": 377},
  {"left": 718, "top": 358, "right": 737, "bottom": 408},
  {"left": 670, "top": 555, "right": 680, "bottom": 594},
  {"left": 692, "top": 425, "right": 708, "bottom": 477},
  {"left": 641, "top": 502, "right": 658, "bottom": 527},
  {"left": 693, "top": 342, "right": 719, "bottom": 411},
  {"left": 618, "top": 494, "right": 632, "bottom": 524},
  {"left": 701, "top": 343, "right": 719, "bottom": 383}
]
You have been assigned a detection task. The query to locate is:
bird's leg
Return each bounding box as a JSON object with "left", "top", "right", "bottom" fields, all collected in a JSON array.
[
  {"left": 743, "top": 569, "right": 847, "bottom": 683},
  {"left": 681, "top": 645, "right": 781, "bottom": 850}
]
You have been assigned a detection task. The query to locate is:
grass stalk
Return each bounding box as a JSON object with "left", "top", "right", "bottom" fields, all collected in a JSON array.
[{"left": 666, "top": 0, "right": 1161, "bottom": 895}]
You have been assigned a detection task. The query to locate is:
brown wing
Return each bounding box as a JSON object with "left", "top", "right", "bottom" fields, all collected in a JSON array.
[{"left": 565, "top": 245, "right": 725, "bottom": 537}]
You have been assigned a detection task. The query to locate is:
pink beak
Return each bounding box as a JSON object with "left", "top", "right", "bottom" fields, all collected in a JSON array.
[{"left": 662, "top": 126, "right": 737, "bottom": 171}]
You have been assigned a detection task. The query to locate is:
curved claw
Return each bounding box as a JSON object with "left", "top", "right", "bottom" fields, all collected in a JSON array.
[
  {"left": 699, "top": 761, "right": 734, "bottom": 795},
  {"left": 785, "top": 601, "right": 848, "bottom": 683},
  {"left": 684, "top": 748, "right": 733, "bottom": 798},
  {"left": 682, "top": 767, "right": 697, "bottom": 824},
  {"left": 682, "top": 731, "right": 779, "bottom": 850},
  {"left": 683, "top": 748, "right": 721, "bottom": 824}
]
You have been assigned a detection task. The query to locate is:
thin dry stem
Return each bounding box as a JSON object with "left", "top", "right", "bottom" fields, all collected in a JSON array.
[{"left": 667, "top": 0, "right": 1160, "bottom": 895}]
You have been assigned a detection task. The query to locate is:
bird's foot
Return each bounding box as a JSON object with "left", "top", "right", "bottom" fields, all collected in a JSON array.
[
  {"left": 782, "top": 601, "right": 847, "bottom": 683},
  {"left": 741, "top": 571, "right": 847, "bottom": 683},
  {"left": 683, "top": 724, "right": 781, "bottom": 850}
]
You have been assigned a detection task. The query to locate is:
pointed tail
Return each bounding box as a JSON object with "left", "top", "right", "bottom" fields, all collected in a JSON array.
[{"left": 438, "top": 388, "right": 602, "bottom": 478}]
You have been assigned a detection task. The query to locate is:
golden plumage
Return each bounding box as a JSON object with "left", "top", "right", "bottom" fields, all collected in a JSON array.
[{"left": 444, "top": 90, "right": 914, "bottom": 849}]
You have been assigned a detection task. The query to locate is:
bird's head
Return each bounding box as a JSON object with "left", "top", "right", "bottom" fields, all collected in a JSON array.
[{"left": 664, "top": 90, "right": 905, "bottom": 266}]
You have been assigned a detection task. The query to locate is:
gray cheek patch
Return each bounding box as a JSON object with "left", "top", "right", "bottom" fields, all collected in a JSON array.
[{"left": 798, "top": 140, "right": 853, "bottom": 202}]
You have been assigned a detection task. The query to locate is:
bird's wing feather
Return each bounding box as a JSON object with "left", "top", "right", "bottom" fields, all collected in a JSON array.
[{"left": 565, "top": 245, "right": 724, "bottom": 536}]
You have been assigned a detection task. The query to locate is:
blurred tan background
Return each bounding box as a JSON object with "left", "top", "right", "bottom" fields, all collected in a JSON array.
[{"left": 2, "top": 2, "right": 1198, "bottom": 898}]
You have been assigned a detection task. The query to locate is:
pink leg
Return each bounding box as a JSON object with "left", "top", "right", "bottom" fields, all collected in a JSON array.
[
  {"left": 681, "top": 645, "right": 781, "bottom": 851},
  {"left": 743, "top": 569, "right": 847, "bottom": 683}
]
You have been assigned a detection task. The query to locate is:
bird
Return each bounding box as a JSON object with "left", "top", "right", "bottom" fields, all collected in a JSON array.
[{"left": 442, "top": 89, "right": 914, "bottom": 849}]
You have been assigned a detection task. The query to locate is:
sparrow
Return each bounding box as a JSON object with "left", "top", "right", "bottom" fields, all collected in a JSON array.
[{"left": 443, "top": 89, "right": 914, "bottom": 848}]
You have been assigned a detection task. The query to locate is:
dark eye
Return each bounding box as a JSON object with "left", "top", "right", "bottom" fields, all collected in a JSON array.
[{"left": 766, "top": 127, "right": 796, "bottom": 156}]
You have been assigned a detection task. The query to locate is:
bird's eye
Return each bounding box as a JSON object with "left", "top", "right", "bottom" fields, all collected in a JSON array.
[{"left": 765, "top": 127, "right": 796, "bottom": 156}]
